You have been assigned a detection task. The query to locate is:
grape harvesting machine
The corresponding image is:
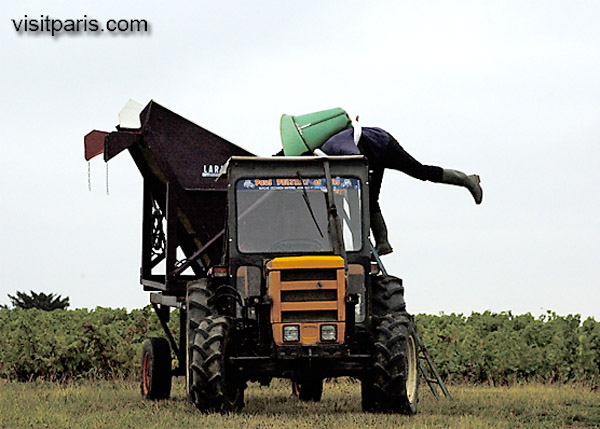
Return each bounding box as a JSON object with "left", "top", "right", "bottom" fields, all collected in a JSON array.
[{"left": 84, "top": 101, "right": 449, "bottom": 413}]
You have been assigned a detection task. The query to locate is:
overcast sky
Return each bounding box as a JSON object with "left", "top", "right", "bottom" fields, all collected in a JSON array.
[{"left": 2, "top": 1, "right": 598, "bottom": 319}]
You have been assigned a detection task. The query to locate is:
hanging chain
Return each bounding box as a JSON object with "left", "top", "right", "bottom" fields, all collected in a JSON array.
[
  {"left": 87, "top": 161, "right": 110, "bottom": 195},
  {"left": 105, "top": 162, "right": 110, "bottom": 195}
]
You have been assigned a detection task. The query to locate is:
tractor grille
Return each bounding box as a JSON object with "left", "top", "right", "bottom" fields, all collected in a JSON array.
[
  {"left": 267, "top": 256, "right": 347, "bottom": 345},
  {"left": 281, "top": 269, "right": 337, "bottom": 282},
  {"left": 281, "top": 289, "right": 337, "bottom": 302},
  {"left": 274, "top": 267, "right": 342, "bottom": 323},
  {"left": 282, "top": 310, "right": 338, "bottom": 322}
]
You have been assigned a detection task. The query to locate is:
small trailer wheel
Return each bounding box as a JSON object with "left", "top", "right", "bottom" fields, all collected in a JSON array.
[{"left": 140, "top": 337, "right": 172, "bottom": 400}]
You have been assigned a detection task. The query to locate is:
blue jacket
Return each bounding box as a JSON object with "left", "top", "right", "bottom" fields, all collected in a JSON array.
[{"left": 321, "top": 127, "right": 391, "bottom": 162}]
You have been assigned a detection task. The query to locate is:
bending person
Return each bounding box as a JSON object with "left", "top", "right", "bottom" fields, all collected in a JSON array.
[{"left": 318, "top": 126, "right": 483, "bottom": 256}]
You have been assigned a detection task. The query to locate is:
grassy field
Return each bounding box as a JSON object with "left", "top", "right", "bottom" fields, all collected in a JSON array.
[{"left": 1, "top": 378, "right": 598, "bottom": 428}]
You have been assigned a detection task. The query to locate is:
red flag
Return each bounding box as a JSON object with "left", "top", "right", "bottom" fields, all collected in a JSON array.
[{"left": 84, "top": 130, "right": 108, "bottom": 161}]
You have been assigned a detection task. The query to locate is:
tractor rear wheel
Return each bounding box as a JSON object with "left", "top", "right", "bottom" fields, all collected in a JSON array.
[
  {"left": 189, "top": 316, "right": 245, "bottom": 412},
  {"left": 291, "top": 378, "right": 323, "bottom": 402},
  {"left": 186, "top": 279, "right": 213, "bottom": 333},
  {"left": 140, "top": 337, "right": 172, "bottom": 400},
  {"left": 363, "top": 314, "right": 419, "bottom": 414},
  {"left": 186, "top": 279, "right": 213, "bottom": 397},
  {"left": 371, "top": 275, "right": 406, "bottom": 317}
]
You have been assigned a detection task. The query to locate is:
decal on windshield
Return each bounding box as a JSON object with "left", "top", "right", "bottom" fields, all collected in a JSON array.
[{"left": 237, "top": 177, "right": 360, "bottom": 191}]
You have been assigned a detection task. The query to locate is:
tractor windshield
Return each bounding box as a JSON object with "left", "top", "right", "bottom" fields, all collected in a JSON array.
[{"left": 236, "top": 177, "right": 362, "bottom": 253}]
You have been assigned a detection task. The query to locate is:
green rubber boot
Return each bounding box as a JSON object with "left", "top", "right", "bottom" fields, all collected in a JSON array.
[
  {"left": 371, "top": 212, "right": 393, "bottom": 256},
  {"left": 441, "top": 169, "right": 483, "bottom": 204}
]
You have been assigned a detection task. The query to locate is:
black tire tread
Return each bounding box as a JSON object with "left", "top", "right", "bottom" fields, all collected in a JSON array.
[
  {"left": 187, "top": 279, "right": 214, "bottom": 331},
  {"left": 371, "top": 275, "right": 406, "bottom": 317},
  {"left": 189, "top": 316, "right": 245, "bottom": 412},
  {"left": 363, "top": 314, "right": 418, "bottom": 414}
]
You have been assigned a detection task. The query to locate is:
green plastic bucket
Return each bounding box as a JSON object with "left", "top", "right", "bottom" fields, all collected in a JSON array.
[{"left": 280, "top": 108, "right": 351, "bottom": 156}]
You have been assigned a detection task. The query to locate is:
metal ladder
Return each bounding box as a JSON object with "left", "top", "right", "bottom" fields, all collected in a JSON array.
[
  {"left": 413, "top": 329, "right": 450, "bottom": 397},
  {"left": 370, "top": 241, "right": 450, "bottom": 398}
]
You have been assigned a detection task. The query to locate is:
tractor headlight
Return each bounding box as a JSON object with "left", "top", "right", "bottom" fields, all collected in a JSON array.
[
  {"left": 320, "top": 324, "right": 337, "bottom": 342},
  {"left": 283, "top": 325, "right": 300, "bottom": 342}
]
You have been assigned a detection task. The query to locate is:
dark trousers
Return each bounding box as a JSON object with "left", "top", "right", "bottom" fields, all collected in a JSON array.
[{"left": 369, "top": 137, "right": 443, "bottom": 215}]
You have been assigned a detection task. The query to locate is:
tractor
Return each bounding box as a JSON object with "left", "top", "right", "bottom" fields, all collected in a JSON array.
[{"left": 85, "top": 101, "right": 419, "bottom": 413}]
